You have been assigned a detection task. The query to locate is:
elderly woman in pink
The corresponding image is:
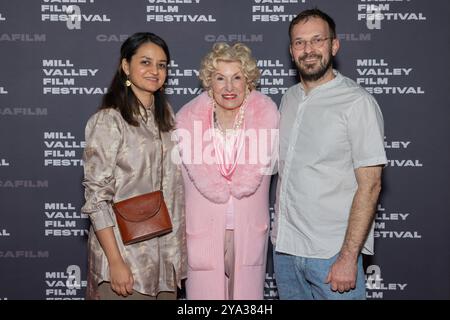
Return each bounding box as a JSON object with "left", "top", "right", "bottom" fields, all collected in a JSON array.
[{"left": 175, "top": 43, "right": 279, "bottom": 299}]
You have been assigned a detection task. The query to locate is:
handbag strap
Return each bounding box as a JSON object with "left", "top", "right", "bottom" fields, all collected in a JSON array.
[{"left": 137, "top": 94, "right": 164, "bottom": 191}]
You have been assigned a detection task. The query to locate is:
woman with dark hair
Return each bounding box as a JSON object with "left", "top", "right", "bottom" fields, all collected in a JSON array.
[{"left": 81, "top": 32, "right": 186, "bottom": 300}]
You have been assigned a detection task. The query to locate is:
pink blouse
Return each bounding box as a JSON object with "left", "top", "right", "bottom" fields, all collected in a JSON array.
[{"left": 211, "top": 108, "right": 245, "bottom": 229}]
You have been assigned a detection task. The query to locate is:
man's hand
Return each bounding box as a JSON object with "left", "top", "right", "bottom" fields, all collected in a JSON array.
[
  {"left": 325, "top": 255, "right": 358, "bottom": 293},
  {"left": 325, "top": 165, "right": 383, "bottom": 293}
]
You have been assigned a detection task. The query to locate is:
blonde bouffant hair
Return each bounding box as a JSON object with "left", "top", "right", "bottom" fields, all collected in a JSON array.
[{"left": 199, "top": 42, "right": 260, "bottom": 90}]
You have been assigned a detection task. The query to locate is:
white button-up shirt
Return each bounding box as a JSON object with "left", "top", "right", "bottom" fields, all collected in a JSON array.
[{"left": 274, "top": 71, "right": 387, "bottom": 258}]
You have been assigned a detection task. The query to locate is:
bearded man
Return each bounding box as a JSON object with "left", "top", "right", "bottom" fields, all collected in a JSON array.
[{"left": 272, "top": 9, "right": 387, "bottom": 300}]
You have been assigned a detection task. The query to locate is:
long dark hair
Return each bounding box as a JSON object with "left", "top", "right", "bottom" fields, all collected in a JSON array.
[{"left": 100, "top": 32, "right": 174, "bottom": 131}]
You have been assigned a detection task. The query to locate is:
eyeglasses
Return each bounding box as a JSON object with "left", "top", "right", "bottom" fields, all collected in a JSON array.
[{"left": 291, "top": 37, "right": 332, "bottom": 51}]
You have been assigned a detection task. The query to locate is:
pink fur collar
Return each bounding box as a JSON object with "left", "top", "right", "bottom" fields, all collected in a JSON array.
[{"left": 175, "top": 91, "right": 279, "bottom": 204}]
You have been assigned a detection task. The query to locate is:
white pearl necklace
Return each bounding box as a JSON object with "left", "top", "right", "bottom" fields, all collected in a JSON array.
[{"left": 212, "top": 95, "right": 248, "bottom": 136}]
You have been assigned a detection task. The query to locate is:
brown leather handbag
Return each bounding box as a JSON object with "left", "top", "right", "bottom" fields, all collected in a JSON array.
[{"left": 112, "top": 130, "right": 172, "bottom": 245}]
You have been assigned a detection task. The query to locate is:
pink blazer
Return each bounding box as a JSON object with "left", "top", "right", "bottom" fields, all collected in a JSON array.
[{"left": 176, "top": 91, "right": 279, "bottom": 299}]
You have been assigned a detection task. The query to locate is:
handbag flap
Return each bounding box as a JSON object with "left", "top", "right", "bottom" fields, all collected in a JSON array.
[{"left": 113, "top": 191, "right": 163, "bottom": 222}]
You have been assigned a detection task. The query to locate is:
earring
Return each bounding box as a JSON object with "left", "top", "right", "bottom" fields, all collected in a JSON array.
[{"left": 125, "top": 78, "right": 131, "bottom": 87}]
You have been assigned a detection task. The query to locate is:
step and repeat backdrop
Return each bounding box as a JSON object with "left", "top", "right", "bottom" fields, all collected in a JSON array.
[{"left": 0, "top": 0, "right": 449, "bottom": 300}]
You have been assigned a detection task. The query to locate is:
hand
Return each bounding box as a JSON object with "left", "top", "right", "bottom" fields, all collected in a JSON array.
[
  {"left": 109, "top": 259, "right": 134, "bottom": 297},
  {"left": 325, "top": 255, "right": 358, "bottom": 293}
]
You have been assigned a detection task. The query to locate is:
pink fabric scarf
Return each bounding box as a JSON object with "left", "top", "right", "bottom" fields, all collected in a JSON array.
[{"left": 176, "top": 90, "right": 279, "bottom": 204}]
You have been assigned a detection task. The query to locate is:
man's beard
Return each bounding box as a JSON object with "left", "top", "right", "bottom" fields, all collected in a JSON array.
[{"left": 296, "top": 50, "right": 333, "bottom": 82}]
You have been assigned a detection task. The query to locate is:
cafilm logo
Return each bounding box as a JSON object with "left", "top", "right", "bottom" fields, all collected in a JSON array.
[
  {"left": 205, "top": 34, "right": 263, "bottom": 43},
  {"left": 0, "top": 12, "right": 6, "bottom": 21},
  {"left": 252, "top": 0, "right": 305, "bottom": 22},
  {"left": 0, "top": 107, "right": 48, "bottom": 117},
  {"left": 146, "top": 1, "right": 216, "bottom": 23},
  {"left": 365, "top": 265, "right": 408, "bottom": 299},
  {"left": 0, "top": 250, "right": 49, "bottom": 258},
  {"left": 337, "top": 33, "right": 371, "bottom": 42},
  {"left": 0, "top": 86, "right": 8, "bottom": 94},
  {"left": 45, "top": 265, "right": 86, "bottom": 300},
  {"left": 44, "top": 202, "right": 89, "bottom": 237},
  {"left": 0, "top": 180, "right": 48, "bottom": 188},
  {"left": 96, "top": 34, "right": 129, "bottom": 42},
  {"left": 41, "top": 1, "right": 111, "bottom": 30},
  {"left": 357, "top": 1, "right": 426, "bottom": 30},
  {"left": 44, "top": 132, "right": 85, "bottom": 167},
  {"left": 0, "top": 34, "right": 46, "bottom": 42}
]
